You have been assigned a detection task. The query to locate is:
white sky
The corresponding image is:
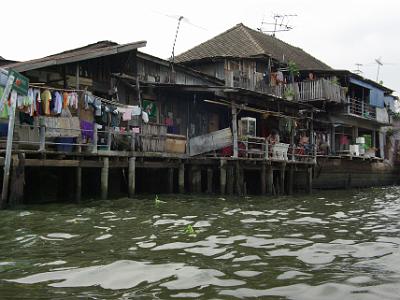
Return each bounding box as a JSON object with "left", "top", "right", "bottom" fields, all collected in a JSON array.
[{"left": 1, "top": 0, "right": 399, "bottom": 94}]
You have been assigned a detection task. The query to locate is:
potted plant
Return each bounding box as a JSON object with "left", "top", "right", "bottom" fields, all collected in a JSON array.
[{"left": 284, "top": 87, "right": 295, "bottom": 100}]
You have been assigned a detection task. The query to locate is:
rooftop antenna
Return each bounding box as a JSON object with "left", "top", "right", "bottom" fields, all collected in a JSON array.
[
  {"left": 375, "top": 57, "right": 383, "bottom": 82},
  {"left": 353, "top": 63, "right": 363, "bottom": 75},
  {"left": 258, "top": 13, "right": 297, "bottom": 37},
  {"left": 151, "top": 11, "right": 207, "bottom": 63},
  {"left": 171, "top": 16, "right": 184, "bottom": 64}
]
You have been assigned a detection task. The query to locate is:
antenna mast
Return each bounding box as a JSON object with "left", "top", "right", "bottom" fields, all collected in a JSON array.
[
  {"left": 375, "top": 57, "right": 383, "bottom": 82},
  {"left": 171, "top": 16, "right": 184, "bottom": 64},
  {"left": 258, "top": 13, "right": 297, "bottom": 36}
]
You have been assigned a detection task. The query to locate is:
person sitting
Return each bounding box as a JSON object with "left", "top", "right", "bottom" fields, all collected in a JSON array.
[
  {"left": 299, "top": 133, "right": 312, "bottom": 155},
  {"left": 267, "top": 129, "right": 280, "bottom": 145}
]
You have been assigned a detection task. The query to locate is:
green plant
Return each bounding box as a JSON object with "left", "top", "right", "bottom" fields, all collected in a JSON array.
[
  {"left": 284, "top": 87, "right": 295, "bottom": 100},
  {"left": 184, "top": 224, "right": 196, "bottom": 235},
  {"left": 287, "top": 60, "right": 299, "bottom": 83},
  {"left": 154, "top": 195, "right": 166, "bottom": 207}
]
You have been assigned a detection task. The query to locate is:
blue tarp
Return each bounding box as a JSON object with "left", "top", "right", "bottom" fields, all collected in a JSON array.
[{"left": 349, "top": 77, "right": 385, "bottom": 108}]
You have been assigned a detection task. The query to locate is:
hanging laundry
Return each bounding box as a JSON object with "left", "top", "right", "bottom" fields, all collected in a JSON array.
[
  {"left": 0, "top": 86, "right": 9, "bottom": 119},
  {"left": 68, "top": 92, "right": 79, "bottom": 109},
  {"left": 53, "top": 91, "right": 63, "bottom": 114},
  {"left": 41, "top": 89, "right": 52, "bottom": 115},
  {"left": 19, "top": 111, "right": 34, "bottom": 126},
  {"left": 80, "top": 120, "right": 94, "bottom": 141},
  {"left": 122, "top": 109, "right": 133, "bottom": 121},
  {"left": 63, "top": 92, "right": 69, "bottom": 109},
  {"left": 93, "top": 98, "right": 102, "bottom": 116}
]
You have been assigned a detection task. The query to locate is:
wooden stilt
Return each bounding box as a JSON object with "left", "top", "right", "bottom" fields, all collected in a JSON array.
[
  {"left": 9, "top": 153, "right": 25, "bottom": 207},
  {"left": 128, "top": 157, "right": 136, "bottom": 197},
  {"left": 178, "top": 163, "right": 185, "bottom": 194},
  {"left": 167, "top": 167, "right": 174, "bottom": 193},
  {"left": 280, "top": 164, "right": 286, "bottom": 195},
  {"left": 101, "top": 157, "right": 109, "bottom": 199},
  {"left": 267, "top": 165, "right": 273, "bottom": 195},
  {"left": 288, "top": 166, "right": 294, "bottom": 195},
  {"left": 227, "top": 165, "right": 234, "bottom": 195},
  {"left": 195, "top": 167, "right": 202, "bottom": 193},
  {"left": 306, "top": 167, "right": 313, "bottom": 194},
  {"left": 235, "top": 161, "right": 242, "bottom": 195},
  {"left": 207, "top": 167, "right": 213, "bottom": 194},
  {"left": 220, "top": 159, "right": 227, "bottom": 195},
  {"left": 76, "top": 166, "right": 82, "bottom": 203},
  {"left": 261, "top": 162, "right": 266, "bottom": 195}
]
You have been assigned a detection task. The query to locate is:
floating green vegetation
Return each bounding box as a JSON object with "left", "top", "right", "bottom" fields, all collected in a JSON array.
[
  {"left": 154, "top": 195, "right": 166, "bottom": 207},
  {"left": 184, "top": 224, "right": 196, "bottom": 236}
]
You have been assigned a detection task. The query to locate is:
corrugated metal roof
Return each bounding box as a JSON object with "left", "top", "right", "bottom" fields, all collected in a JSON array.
[
  {"left": 3, "top": 40, "right": 146, "bottom": 72},
  {"left": 175, "top": 23, "right": 331, "bottom": 70}
]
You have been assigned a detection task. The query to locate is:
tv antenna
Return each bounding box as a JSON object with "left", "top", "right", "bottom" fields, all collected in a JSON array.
[
  {"left": 373, "top": 57, "right": 398, "bottom": 82},
  {"left": 353, "top": 63, "right": 363, "bottom": 75},
  {"left": 258, "top": 13, "right": 297, "bottom": 37},
  {"left": 152, "top": 11, "right": 207, "bottom": 63}
]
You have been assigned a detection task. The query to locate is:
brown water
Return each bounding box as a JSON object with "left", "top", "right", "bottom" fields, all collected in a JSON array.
[{"left": 1, "top": 187, "right": 400, "bottom": 299}]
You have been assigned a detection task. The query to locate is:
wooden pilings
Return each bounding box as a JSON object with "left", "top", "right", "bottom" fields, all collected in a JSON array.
[
  {"left": 101, "top": 157, "right": 109, "bottom": 199},
  {"left": 220, "top": 159, "right": 227, "bottom": 195},
  {"left": 267, "top": 165, "right": 274, "bottom": 195},
  {"left": 306, "top": 167, "right": 313, "bottom": 194},
  {"left": 167, "top": 167, "right": 174, "bottom": 193},
  {"left": 178, "top": 163, "right": 185, "bottom": 194},
  {"left": 207, "top": 167, "right": 213, "bottom": 194},
  {"left": 261, "top": 162, "right": 266, "bottom": 195},
  {"left": 76, "top": 166, "right": 82, "bottom": 203},
  {"left": 128, "top": 157, "right": 136, "bottom": 197}
]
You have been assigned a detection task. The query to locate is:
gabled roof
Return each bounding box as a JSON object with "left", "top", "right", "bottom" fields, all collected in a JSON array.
[
  {"left": 175, "top": 23, "right": 331, "bottom": 70},
  {"left": 3, "top": 40, "right": 146, "bottom": 72}
]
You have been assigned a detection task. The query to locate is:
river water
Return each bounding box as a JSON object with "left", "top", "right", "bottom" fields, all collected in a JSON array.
[{"left": 1, "top": 187, "right": 400, "bottom": 299}]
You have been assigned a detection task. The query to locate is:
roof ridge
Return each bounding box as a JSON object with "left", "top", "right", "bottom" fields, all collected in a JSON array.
[{"left": 239, "top": 24, "right": 265, "bottom": 55}]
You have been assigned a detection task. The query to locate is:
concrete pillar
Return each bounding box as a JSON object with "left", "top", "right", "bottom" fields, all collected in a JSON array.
[
  {"left": 101, "top": 157, "right": 109, "bottom": 199},
  {"left": 220, "top": 159, "right": 227, "bottom": 195},
  {"left": 178, "top": 163, "right": 185, "bottom": 194},
  {"left": 128, "top": 157, "right": 136, "bottom": 197}
]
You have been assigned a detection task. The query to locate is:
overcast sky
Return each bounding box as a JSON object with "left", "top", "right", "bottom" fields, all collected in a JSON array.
[{"left": 2, "top": 0, "right": 399, "bottom": 94}]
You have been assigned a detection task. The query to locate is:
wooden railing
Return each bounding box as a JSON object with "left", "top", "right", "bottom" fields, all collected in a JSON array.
[
  {"left": 346, "top": 98, "right": 376, "bottom": 120},
  {"left": 225, "top": 72, "right": 347, "bottom": 103}
]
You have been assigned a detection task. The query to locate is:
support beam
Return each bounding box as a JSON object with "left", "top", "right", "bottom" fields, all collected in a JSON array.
[
  {"left": 220, "top": 159, "right": 227, "bottom": 195},
  {"left": 178, "top": 163, "right": 185, "bottom": 194},
  {"left": 260, "top": 162, "right": 266, "bottom": 195},
  {"left": 101, "top": 157, "right": 109, "bottom": 200},
  {"left": 267, "top": 165, "right": 274, "bottom": 196},
  {"left": 207, "top": 167, "right": 213, "bottom": 194},
  {"left": 167, "top": 167, "right": 174, "bottom": 193},
  {"left": 76, "top": 166, "right": 82, "bottom": 203},
  {"left": 331, "top": 125, "right": 336, "bottom": 155},
  {"left": 128, "top": 157, "right": 136, "bottom": 197}
]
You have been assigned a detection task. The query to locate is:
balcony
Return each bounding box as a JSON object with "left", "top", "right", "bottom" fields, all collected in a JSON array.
[
  {"left": 346, "top": 98, "right": 377, "bottom": 120},
  {"left": 224, "top": 71, "right": 347, "bottom": 103}
]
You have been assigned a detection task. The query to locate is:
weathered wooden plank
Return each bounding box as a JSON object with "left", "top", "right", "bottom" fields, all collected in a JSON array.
[{"left": 189, "top": 128, "right": 232, "bottom": 156}]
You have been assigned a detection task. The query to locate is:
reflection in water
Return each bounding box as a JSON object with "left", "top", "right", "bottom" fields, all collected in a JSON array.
[{"left": 0, "top": 187, "right": 400, "bottom": 299}]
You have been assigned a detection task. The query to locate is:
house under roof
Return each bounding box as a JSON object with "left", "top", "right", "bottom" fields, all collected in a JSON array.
[
  {"left": 3, "top": 40, "right": 146, "bottom": 72},
  {"left": 175, "top": 23, "right": 331, "bottom": 70}
]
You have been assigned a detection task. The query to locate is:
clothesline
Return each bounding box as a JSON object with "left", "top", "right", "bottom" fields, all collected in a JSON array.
[
  {"left": 28, "top": 84, "right": 140, "bottom": 109},
  {"left": 29, "top": 84, "right": 85, "bottom": 93}
]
